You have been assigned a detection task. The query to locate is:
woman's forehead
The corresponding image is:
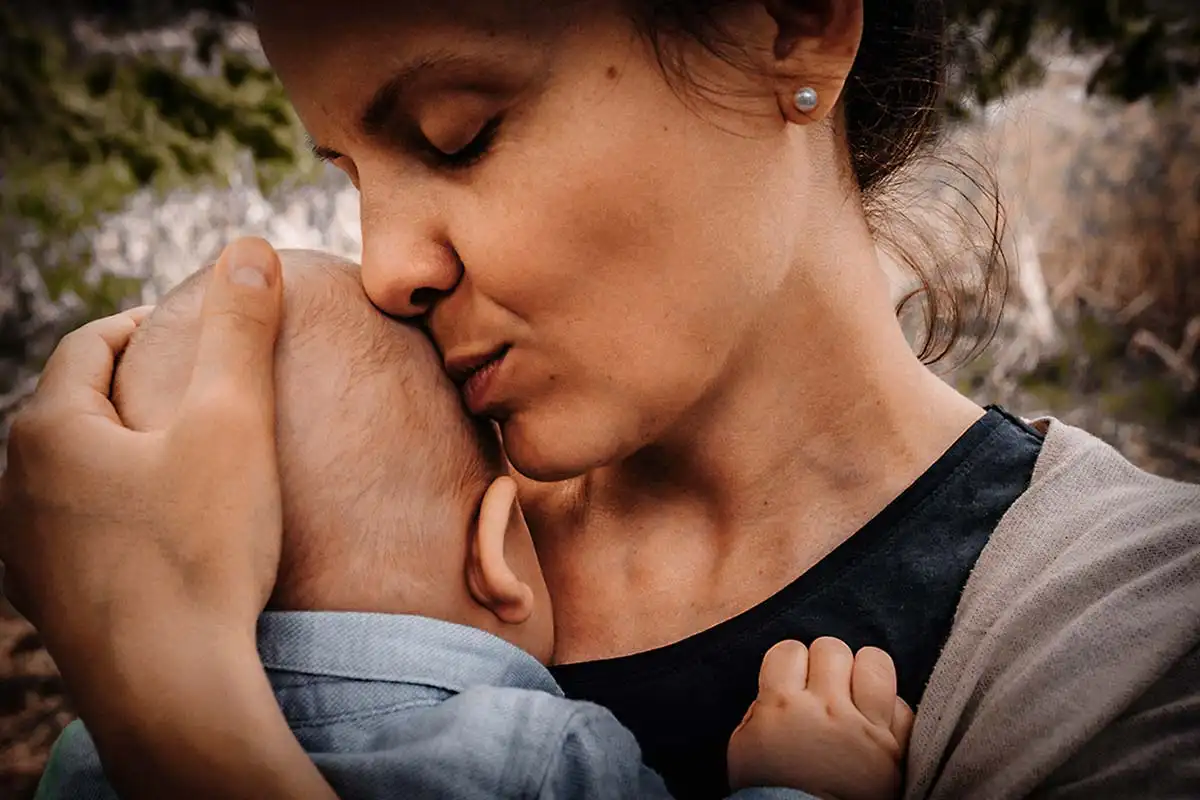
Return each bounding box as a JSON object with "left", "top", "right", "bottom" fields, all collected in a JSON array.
[
  {"left": 255, "top": 0, "right": 580, "bottom": 44},
  {"left": 255, "top": 0, "right": 581, "bottom": 100}
]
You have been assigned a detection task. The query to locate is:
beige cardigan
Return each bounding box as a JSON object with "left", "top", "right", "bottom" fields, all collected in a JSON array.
[{"left": 906, "top": 419, "right": 1200, "bottom": 799}]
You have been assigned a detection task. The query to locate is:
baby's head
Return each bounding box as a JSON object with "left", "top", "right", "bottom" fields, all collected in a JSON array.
[{"left": 112, "top": 249, "right": 553, "bottom": 662}]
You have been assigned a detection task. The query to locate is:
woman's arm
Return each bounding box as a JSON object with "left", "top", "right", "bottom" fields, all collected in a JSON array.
[
  {"left": 0, "top": 238, "right": 337, "bottom": 800},
  {"left": 62, "top": 615, "right": 336, "bottom": 800},
  {"left": 1035, "top": 643, "right": 1200, "bottom": 799},
  {"left": 905, "top": 422, "right": 1200, "bottom": 799}
]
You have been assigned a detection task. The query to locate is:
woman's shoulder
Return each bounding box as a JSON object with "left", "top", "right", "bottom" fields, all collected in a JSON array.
[
  {"left": 1025, "top": 415, "right": 1200, "bottom": 499},
  {"left": 952, "top": 416, "right": 1199, "bottom": 617},
  {"left": 905, "top": 416, "right": 1200, "bottom": 800},
  {"left": 962, "top": 416, "right": 1198, "bottom": 641},
  {"left": 1002, "top": 415, "right": 1200, "bottom": 549}
]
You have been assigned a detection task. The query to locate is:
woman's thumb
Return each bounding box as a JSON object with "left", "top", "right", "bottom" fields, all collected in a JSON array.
[{"left": 186, "top": 237, "right": 283, "bottom": 421}]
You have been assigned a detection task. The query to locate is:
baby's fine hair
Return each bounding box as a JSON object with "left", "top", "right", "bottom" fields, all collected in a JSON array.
[{"left": 113, "top": 251, "right": 502, "bottom": 610}]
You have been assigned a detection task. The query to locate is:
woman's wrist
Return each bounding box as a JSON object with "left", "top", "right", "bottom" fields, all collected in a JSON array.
[{"left": 56, "top": 609, "right": 336, "bottom": 800}]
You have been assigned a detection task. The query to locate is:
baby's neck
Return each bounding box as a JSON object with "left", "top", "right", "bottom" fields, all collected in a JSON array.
[
  {"left": 267, "top": 578, "right": 551, "bottom": 666},
  {"left": 268, "top": 568, "right": 469, "bottom": 621}
]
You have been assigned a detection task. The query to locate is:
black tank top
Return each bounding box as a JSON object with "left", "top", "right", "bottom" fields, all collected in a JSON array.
[{"left": 549, "top": 406, "right": 1045, "bottom": 799}]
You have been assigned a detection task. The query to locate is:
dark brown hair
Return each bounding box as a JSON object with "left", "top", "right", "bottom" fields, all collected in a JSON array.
[{"left": 629, "top": 0, "right": 1009, "bottom": 365}]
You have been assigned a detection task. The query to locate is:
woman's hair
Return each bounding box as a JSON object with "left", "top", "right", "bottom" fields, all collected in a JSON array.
[{"left": 628, "top": 0, "right": 1009, "bottom": 365}]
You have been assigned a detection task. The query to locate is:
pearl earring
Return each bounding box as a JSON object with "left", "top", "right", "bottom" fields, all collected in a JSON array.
[{"left": 793, "top": 87, "right": 819, "bottom": 114}]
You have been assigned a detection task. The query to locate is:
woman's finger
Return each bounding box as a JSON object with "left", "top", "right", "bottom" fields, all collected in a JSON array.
[
  {"left": 181, "top": 237, "right": 282, "bottom": 431},
  {"left": 124, "top": 304, "right": 156, "bottom": 325},
  {"left": 34, "top": 309, "right": 149, "bottom": 421}
]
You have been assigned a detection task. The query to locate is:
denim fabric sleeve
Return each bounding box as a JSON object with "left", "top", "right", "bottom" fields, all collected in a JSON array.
[
  {"left": 34, "top": 720, "right": 119, "bottom": 800},
  {"left": 32, "top": 693, "right": 816, "bottom": 800},
  {"left": 729, "top": 790, "right": 821, "bottom": 800},
  {"left": 540, "top": 703, "right": 818, "bottom": 800}
]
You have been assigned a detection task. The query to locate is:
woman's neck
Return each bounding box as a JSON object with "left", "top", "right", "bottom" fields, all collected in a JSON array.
[
  {"left": 594, "top": 240, "right": 983, "bottom": 532},
  {"left": 533, "top": 218, "right": 985, "bottom": 661}
]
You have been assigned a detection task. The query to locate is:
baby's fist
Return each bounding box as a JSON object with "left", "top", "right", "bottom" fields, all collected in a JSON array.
[{"left": 727, "top": 638, "right": 913, "bottom": 800}]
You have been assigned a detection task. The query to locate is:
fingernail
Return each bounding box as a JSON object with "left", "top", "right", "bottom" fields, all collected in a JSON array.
[
  {"left": 227, "top": 240, "right": 274, "bottom": 288},
  {"left": 231, "top": 263, "right": 269, "bottom": 289}
]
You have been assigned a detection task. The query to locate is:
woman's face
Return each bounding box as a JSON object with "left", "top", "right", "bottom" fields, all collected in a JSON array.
[{"left": 257, "top": 0, "right": 827, "bottom": 481}]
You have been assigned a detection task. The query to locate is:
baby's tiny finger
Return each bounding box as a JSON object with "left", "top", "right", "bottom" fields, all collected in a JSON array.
[
  {"left": 757, "top": 640, "right": 809, "bottom": 702},
  {"left": 892, "top": 697, "right": 915, "bottom": 751},
  {"left": 729, "top": 699, "right": 756, "bottom": 740},
  {"left": 806, "top": 636, "right": 854, "bottom": 699},
  {"left": 851, "top": 646, "right": 898, "bottom": 727}
]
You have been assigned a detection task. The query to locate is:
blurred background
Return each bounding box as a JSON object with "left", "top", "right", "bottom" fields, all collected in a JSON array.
[{"left": 1, "top": 1, "right": 1198, "bottom": 796}]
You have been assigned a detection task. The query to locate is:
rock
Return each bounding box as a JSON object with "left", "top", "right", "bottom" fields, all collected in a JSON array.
[{"left": 0, "top": 159, "right": 360, "bottom": 472}]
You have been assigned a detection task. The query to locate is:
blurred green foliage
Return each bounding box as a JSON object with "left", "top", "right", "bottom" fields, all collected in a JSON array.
[
  {"left": 946, "top": 0, "right": 1200, "bottom": 112},
  {"left": 0, "top": 4, "right": 308, "bottom": 328}
]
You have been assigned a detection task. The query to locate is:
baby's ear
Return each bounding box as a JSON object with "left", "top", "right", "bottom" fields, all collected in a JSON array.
[{"left": 467, "top": 476, "right": 535, "bottom": 624}]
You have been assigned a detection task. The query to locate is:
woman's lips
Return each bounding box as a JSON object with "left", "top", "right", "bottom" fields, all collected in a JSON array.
[{"left": 459, "top": 346, "right": 510, "bottom": 415}]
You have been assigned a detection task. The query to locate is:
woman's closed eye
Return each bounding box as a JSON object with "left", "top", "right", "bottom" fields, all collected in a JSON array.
[
  {"left": 423, "top": 115, "right": 503, "bottom": 169},
  {"left": 308, "top": 141, "right": 360, "bottom": 187},
  {"left": 306, "top": 96, "right": 505, "bottom": 181}
]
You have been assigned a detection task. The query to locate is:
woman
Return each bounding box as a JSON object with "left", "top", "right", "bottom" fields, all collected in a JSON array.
[{"left": 2, "top": 1, "right": 1197, "bottom": 798}]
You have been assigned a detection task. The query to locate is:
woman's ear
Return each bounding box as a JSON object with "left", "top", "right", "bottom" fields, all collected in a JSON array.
[
  {"left": 466, "top": 476, "right": 535, "bottom": 625},
  {"left": 764, "top": 0, "right": 863, "bottom": 123}
]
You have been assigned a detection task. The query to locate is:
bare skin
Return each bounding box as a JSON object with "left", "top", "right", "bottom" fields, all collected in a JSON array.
[
  {"left": 730, "top": 639, "right": 913, "bottom": 800},
  {"left": 256, "top": 0, "right": 983, "bottom": 662},
  {"left": 0, "top": 1, "right": 980, "bottom": 797}
]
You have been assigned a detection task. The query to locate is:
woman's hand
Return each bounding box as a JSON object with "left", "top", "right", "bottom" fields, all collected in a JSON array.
[
  {"left": 0, "top": 238, "right": 332, "bottom": 799},
  {"left": 1, "top": 236, "right": 283, "bottom": 648}
]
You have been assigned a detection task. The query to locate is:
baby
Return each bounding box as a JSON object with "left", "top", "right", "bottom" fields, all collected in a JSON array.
[{"left": 38, "top": 251, "right": 911, "bottom": 800}]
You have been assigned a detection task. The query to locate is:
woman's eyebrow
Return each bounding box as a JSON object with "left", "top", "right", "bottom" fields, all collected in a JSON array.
[{"left": 359, "top": 51, "right": 505, "bottom": 137}]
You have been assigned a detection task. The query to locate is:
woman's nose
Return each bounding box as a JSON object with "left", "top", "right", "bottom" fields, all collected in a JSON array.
[{"left": 359, "top": 197, "right": 462, "bottom": 319}]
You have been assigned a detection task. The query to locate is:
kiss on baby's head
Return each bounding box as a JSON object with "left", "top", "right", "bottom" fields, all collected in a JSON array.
[{"left": 112, "top": 249, "right": 553, "bottom": 661}]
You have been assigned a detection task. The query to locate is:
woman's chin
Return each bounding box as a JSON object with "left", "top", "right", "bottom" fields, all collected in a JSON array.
[{"left": 499, "top": 412, "right": 621, "bottom": 484}]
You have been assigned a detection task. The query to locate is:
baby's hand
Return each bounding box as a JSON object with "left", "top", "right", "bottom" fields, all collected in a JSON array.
[{"left": 727, "top": 638, "right": 913, "bottom": 800}]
